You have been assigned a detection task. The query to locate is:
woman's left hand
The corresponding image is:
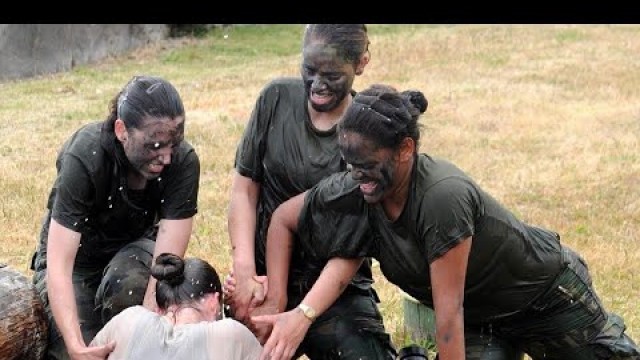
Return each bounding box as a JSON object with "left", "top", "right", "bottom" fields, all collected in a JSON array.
[{"left": 251, "top": 308, "right": 312, "bottom": 360}]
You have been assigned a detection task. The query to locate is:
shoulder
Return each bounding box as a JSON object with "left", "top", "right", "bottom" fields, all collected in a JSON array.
[
  {"left": 60, "top": 121, "right": 104, "bottom": 157},
  {"left": 308, "top": 172, "right": 363, "bottom": 211},
  {"left": 411, "top": 155, "right": 485, "bottom": 211},
  {"left": 207, "top": 318, "right": 259, "bottom": 339},
  {"left": 259, "top": 77, "right": 304, "bottom": 100},
  {"left": 171, "top": 140, "right": 199, "bottom": 165}
]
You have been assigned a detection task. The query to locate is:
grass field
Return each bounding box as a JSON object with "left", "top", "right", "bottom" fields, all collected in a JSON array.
[{"left": 1, "top": 24, "right": 638, "bottom": 354}]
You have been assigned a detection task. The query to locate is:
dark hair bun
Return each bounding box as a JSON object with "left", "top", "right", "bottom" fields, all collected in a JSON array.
[
  {"left": 151, "top": 253, "right": 185, "bottom": 286},
  {"left": 402, "top": 90, "right": 428, "bottom": 113}
]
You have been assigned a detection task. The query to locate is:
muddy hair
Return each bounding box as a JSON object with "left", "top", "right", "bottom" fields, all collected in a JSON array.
[
  {"left": 303, "top": 24, "right": 370, "bottom": 65},
  {"left": 338, "top": 84, "right": 428, "bottom": 151},
  {"left": 151, "top": 253, "right": 221, "bottom": 310},
  {"left": 104, "top": 75, "right": 185, "bottom": 132}
]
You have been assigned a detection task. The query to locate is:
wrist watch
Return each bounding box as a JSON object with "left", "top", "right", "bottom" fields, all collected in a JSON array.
[{"left": 296, "top": 303, "right": 317, "bottom": 322}]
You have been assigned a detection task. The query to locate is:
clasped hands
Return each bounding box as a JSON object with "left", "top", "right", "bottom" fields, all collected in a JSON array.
[{"left": 223, "top": 271, "right": 313, "bottom": 360}]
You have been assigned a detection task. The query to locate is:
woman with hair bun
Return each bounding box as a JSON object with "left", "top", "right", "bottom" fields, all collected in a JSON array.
[
  {"left": 253, "top": 84, "right": 640, "bottom": 360},
  {"left": 91, "top": 253, "right": 262, "bottom": 359}
]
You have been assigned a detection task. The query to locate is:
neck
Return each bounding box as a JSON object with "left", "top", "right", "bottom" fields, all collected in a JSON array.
[
  {"left": 381, "top": 155, "right": 414, "bottom": 221},
  {"left": 308, "top": 94, "right": 353, "bottom": 131},
  {"left": 127, "top": 170, "right": 147, "bottom": 190},
  {"left": 164, "top": 306, "right": 208, "bottom": 325}
]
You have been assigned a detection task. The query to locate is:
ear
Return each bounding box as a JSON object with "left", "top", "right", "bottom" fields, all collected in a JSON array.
[
  {"left": 397, "top": 137, "right": 415, "bottom": 163},
  {"left": 355, "top": 51, "right": 370, "bottom": 76},
  {"left": 114, "top": 119, "right": 128, "bottom": 143},
  {"left": 208, "top": 292, "right": 222, "bottom": 320}
]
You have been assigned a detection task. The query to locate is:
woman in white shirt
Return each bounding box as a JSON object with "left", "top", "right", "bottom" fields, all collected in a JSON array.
[{"left": 91, "top": 253, "right": 262, "bottom": 360}]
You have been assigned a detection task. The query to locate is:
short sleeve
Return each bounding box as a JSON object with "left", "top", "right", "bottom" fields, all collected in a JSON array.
[
  {"left": 298, "top": 172, "right": 372, "bottom": 260},
  {"left": 51, "top": 153, "right": 95, "bottom": 232},
  {"left": 233, "top": 82, "right": 281, "bottom": 182},
  {"left": 419, "top": 177, "right": 480, "bottom": 263}
]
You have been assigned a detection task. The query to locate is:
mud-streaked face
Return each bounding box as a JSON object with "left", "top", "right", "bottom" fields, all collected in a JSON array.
[
  {"left": 301, "top": 41, "right": 356, "bottom": 113},
  {"left": 120, "top": 116, "right": 185, "bottom": 180},
  {"left": 339, "top": 131, "right": 396, "bottom": 204}
]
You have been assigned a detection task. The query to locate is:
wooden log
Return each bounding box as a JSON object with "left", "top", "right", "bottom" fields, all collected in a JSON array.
[
  {"left": 0, "top": 264, "right": 48, "bottom": 360},
  {"left": 401, "top": 289, "right": 436, "bottom": 345}
]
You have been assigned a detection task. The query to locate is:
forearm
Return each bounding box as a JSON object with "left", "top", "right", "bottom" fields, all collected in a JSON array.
[
  {"left": 228, "top": 173, "right": 260, "bottom": 276},
  {"left": 46, "top": 220, "right": 85, "bottom": 352},
  {"left": 300, "top": 257, "right": 362, "bottom": 315},
  {"left": 228, "top": 196, "right": 257, "bottom": 275},
  {"left": 143, "top": 218, "right": 193, "bottom": 307},
  {"left": 434, "top": 311, "right": 465, "bottom": 360},
  {"left": 264, "top": 216, "right": 292, "bottom": 311},
  {"left": 49, "top": 266, "right": 85, "bottom": 351}
]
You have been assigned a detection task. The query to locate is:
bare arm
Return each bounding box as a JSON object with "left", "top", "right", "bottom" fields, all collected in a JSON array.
[
  {"left": 142, "top": 217, "right": 194, "bottom": 311},
  {"left": 252, "top": 192, "right": 362, "bottom": 360},
  {"left": 430, "top": 236, "right": 472, "bottom": 360},
  {"left": 227, "top": 171, "right": 264, "bottom": 322},
  {"left": 47, "top": 218, "right": 115, "bottom": 359}
]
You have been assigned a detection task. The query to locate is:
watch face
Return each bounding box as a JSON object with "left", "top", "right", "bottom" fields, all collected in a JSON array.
[{"left": 299, "top": 303, "right": 316, "bottom": 320}]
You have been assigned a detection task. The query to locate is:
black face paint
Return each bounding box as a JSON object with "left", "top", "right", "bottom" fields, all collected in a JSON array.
[
  {"left": 123, "top": 117, "right": 185, "bottom": 180},
  {"left": 301, "top": 42, "right": 356, "bottom": 113},
  {"left": 339, "top": 131, "right": 396, "bottom": 203}
]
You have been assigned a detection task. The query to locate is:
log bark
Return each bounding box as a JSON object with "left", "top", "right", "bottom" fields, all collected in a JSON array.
[{"left": 0, "top": 264, "right": 48, "bottom": 360}]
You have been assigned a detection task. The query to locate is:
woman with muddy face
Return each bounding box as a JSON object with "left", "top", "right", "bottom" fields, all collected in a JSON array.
[{"left": 226, "top": 25, "right": 397, "bottom": 360}]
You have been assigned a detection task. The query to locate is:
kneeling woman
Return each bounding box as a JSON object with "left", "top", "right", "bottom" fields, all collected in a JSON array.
[
  {"left": 252, "top": 85, "right": 640, "bottom": 360},
  {"left": 91, "top": 253, "right": 262, "bottom": 359}
]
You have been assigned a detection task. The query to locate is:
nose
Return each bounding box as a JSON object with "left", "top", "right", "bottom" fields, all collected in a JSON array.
[
  {"left": 311, "top": 78, "right": 327, "bottom": 91},
  {"left": 157, "top": 148, "right": 172, "bottom": 165},
  {"left": 350, "top": 168, "right": 364, "bottom": 180}
]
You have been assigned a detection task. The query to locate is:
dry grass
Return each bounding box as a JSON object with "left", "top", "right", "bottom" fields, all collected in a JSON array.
[{"left": 1, "top": 24, "right": 638, "bottom": 353}]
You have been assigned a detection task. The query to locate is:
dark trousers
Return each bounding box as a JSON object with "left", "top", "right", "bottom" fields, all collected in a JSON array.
[
  {"left": 32, "top": 239, "right": 154, "bottom": 360},
  {"left": 288, "top": 286, "right": 397, "bottom": 360},
  {"left": 462, "top": 247, "right": 640, "bottom": 360}
]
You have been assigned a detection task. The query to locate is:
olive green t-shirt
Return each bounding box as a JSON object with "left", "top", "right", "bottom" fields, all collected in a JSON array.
[
  {"left": 234, "top": 77, "right": 372, "bottom": 292},
  {"left": 301, "top": 154, "right": 565, "bottom": 323},
  {"left": 38, "top": 121, "right": 200, "bottom": 268}
]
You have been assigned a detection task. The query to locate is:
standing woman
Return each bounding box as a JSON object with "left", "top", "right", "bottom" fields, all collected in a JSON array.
[
  {"left": 227, "top": 25, "right": 396, "bottom": 359},
  {"left": 256, "top": 84, "right": 640, "bottom": 360}
]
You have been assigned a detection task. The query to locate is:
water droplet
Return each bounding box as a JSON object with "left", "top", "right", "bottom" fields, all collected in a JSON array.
[
  {"left": 116, "top": 279, "right": 121, "bottom": 283},
  {"left": 84, "top": 218, "right": 88, "bottom": 222},
  {"left": 109, "top": 204, "right": 113, "bottom": 208},
  {"left": 73, "top": 222, "right": 78, "bottom": 226},
  {"left": 128, "top": 290, "right": 133, "bottom": 295},
  {"left": 92, "top": 151, "right": 96, "bottom": 155},
  {"left": 119, "top": 186, "right": 123, "bottom": 191},
  {"left": 154, "top": 142, "right": 160, "bottom": 148},
  {"left": 160, "top": 199, "right": 165, "bottom": 203},
  {"left": 190, "top": 293, "right": 194, "bottom": 298},
  {"left": 108, "top": 196, "right": 112, "bottom": 200},
  {"left": 157, "top": 177, "right": 162, "bottom": 182}
]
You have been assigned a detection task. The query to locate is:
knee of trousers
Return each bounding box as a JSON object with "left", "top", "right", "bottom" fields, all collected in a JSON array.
[{"left": 95, "top": 239, "right": 154, "bottom": 323}]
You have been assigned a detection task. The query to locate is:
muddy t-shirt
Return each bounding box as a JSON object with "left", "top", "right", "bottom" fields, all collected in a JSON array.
[
  {"left": 301, "top": 154, "right": 565, "bottom": 323},
  {"left": 234, "top": 77, "right": 373, "bottom": 292},
  {"left": 39, "top": 121, "right": 200, "bottom": 268}
]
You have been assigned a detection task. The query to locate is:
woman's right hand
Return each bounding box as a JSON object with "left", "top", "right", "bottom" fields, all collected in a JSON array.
[{"left": 223, "top": 270, "right": 268, "bottom": 324}]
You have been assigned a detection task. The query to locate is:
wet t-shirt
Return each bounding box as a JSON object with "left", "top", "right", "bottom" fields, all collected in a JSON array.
[
  {"left": 301, "top": 154, "right": 565, "bottom": 323},
  {"left": 234, "top": 77, "right": 373, "bottom": 292},
  {"left": 90, "top": 306, "right": 263, "bottom": 359},
  {"left": 38, "top": 121, "right": 200, "bottom": 268}
]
